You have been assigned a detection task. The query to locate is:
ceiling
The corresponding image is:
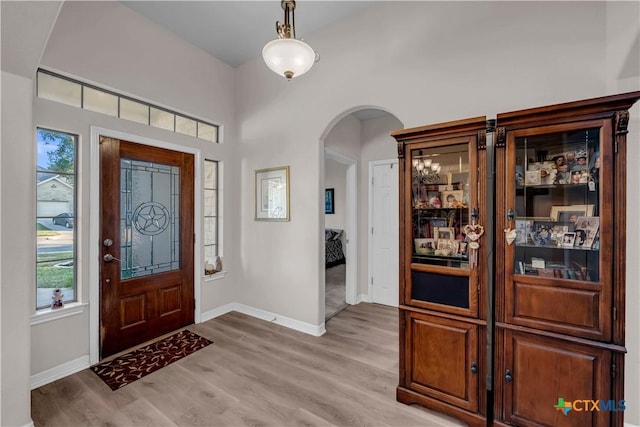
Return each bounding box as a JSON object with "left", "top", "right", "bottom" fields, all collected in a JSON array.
[{"left": 121, "top": 1, "right": 377, "bottom": 68}]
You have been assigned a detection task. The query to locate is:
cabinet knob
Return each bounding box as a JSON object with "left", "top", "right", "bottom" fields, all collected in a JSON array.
[
  {"left": 470, "top": 362, "right": 478, "bottom": 374},
  {"left": 505, "top": 369, "right": 513, "bottom": 383}
]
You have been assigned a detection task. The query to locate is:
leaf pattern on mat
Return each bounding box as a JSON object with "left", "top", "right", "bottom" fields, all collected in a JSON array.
[{"left": 91, "top": 330, "right": 213, "bottom": 390}]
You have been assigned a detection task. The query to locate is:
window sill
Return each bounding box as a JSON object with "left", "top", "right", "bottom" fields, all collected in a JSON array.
[
  {"left": 203, "top": 271, "right": 227, "bottom": 282},
  {"left": 31, "top": 302, "right": 88, "bottom": 326}
]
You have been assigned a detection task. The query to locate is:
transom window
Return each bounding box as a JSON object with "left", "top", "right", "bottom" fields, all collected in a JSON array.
[{"left": 37, "top": 69, "right": 220, "bottom": 143}]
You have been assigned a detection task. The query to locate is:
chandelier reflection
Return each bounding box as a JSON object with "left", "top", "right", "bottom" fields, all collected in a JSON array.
[{"left": 413, "top": 156, "right": 441, "bottom": 184}]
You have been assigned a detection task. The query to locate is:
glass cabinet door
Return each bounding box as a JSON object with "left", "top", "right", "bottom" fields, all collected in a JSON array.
[
  {"left": 511, "top": 126, "right": 601, "bottom": 282},
  {"left": 505, "top": 122, "right": 612, "bottom": 341},
  {"left": 410, "top": 143, "right": 472, "bottom": 269}
]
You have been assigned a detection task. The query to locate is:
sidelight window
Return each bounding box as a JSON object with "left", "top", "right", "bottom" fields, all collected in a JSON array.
[
  {"left": 204, "top": 159, "right": 220, "bottom": 275},
  {"left": 36, "top": 128, "right": 77, "bottom": 310}
]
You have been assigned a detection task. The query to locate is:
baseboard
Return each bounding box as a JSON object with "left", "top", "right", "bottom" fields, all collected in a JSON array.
[
  {"left": 624, "top": 422, "right": 640, "bottom": 427},
  {"left": 357, "top": 293, "right": 370, "bottom": 304},
  {"left": 30, "top": 355, "right": 90, "bottom": 390},
  {"left": 234, "top": 303, "right": 326, "bottom": 337},
  {"left": 22, "top": 420, "right": 35, "bottom": 427},
  {"left": 200, "top": 302, "right": 325, "bottom": 336},
  {"left": 200, "top": 302, "right": 235, "bottom": 323}
]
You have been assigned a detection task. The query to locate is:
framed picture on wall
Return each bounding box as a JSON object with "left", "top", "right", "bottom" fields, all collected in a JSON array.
[
  {"left": 255, "top": 166, "right": 290, "bottom": 221},
  {"left": 325, "top": 188, "right": 335, "bottom": 214}
]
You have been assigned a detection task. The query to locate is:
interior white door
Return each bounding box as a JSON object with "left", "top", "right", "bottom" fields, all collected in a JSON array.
[{"left": 371, "top": 161, "right": 399, "bottom": 306}]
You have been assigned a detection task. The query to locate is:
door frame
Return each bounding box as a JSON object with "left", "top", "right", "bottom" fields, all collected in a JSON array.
[
  {"left": 368, "top": 159, "right": 399, "bottom": 304},
  {"left": 89, "top": 126, "right": 202, "bottom": 364},
  {"left": 324, "top": 148, "right": 357, "bottom": 306}
]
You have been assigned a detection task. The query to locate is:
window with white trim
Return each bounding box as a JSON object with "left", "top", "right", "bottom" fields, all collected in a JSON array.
[
  {"left": 36, "top": 128, "right": 77, "bottom": 309},
  {"left": 204, "top": 159, "right": 220, "bottom": 275}
]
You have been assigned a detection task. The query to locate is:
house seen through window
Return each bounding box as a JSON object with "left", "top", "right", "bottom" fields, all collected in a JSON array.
[{"left": 36, "top": 128, "right": 77, "bottom": 309}]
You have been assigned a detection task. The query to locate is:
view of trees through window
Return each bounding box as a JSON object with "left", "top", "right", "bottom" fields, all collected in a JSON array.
[{"left": 36, "top": 128, "right": 77, "bottom": 309}]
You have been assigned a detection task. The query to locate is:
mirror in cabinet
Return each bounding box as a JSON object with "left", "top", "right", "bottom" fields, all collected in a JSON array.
[
  {"left": 411, "top": 143, "right": 471, "bottom": 269},
  {"left": 511, "top": 127, "right": 601, "bottom": 283}
]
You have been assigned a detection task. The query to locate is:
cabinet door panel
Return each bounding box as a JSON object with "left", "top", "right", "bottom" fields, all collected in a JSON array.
[
  {"left": 502, "top": 330, "right": 610, "bottom": 427},
  {"left": 406, "top": 312, "right": 478, "bottom": 411},
  {"left": 509, "top": 277, "right": 602, "bottom": 338}
]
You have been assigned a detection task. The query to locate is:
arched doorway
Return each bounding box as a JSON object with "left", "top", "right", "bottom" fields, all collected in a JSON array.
[{"left": 319, "top": 107, "right": 404, "bottom": 321}]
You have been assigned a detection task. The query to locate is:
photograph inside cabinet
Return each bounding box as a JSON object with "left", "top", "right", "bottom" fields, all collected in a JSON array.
[{"left": 511, "top": 128, "right": 600, "bottom": 282}]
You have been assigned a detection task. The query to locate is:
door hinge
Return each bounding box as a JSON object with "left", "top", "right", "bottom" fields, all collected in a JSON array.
[
  {"left": 371, "top": 277, "right": 373, "bottom": 285},
  {"left": 372, "top": 177, "right": 374, "bottom": 185},
  {"left": 615, "top": 140, "right": 618, "bottom": 153},
  {"left": 371, "top": 227, "right": 374, "bottom": 235},
  {"left": 613, "top": 307, "right": 617, "bottom": 320},
  {"left": 611, "top": 363, "right": 617, "bottom": 379}
]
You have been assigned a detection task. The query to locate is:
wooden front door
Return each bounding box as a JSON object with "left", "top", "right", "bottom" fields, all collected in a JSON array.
[{"left": 100, "top": 137, "right": 194, "bottom": 358}]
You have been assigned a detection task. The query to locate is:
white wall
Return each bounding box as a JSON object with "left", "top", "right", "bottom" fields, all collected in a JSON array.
[
  {"left": 324, "top": 159, "right": 347, "bottom": 231},
  {"left": 235, "top": 1, "right": 639, "bottom": 424},
  {"left": 1, "top": 71, "right": 34, "bottom": 427}
]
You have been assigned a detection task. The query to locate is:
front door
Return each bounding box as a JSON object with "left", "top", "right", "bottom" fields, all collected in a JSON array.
[{"left": 100, "top": 137, "right": 194, "bottom": 358}]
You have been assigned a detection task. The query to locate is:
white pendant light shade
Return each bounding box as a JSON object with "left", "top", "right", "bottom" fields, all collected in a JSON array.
[{"left": 262, "top": 38, "right": 315, "bottom": 80}]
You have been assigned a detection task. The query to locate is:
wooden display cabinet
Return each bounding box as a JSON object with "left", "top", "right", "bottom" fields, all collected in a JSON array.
[
  {"left": 494, "top": 92, "right": 640, "bottom": 427},
  {"left": 392, "top": 117, "right": 489, "bottom": 427}
]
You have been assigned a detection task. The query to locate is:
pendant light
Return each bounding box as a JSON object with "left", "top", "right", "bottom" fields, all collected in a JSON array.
[{"left": 262, "top": 0, "right": 318, "bottom": 80}]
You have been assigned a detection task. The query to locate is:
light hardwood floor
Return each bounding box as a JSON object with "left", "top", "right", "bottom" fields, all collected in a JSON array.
[
  {"left": 325, "top": 264, "right": 347, "bottom": 319},
  {"left": 32, "top": 303, "right": 466, "bottom": 427}
]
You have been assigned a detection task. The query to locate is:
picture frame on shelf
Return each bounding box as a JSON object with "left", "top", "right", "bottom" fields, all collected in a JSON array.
[
  {"left": 527, "top": 161, "right": 556, "bottom": 185},
  {"left": 550, "top": 205, "right": 594, "bottom": 223},
  {"left": 255, "top": 166, "right": 290, "bottom": 221},
  {"left": 434, "top": 227, "right": 455, "bottom": 240},
  {"left": 533, "top": 220, "right": 570, "bottom": 245},
  {"left": 573, "top": 216, "right": 600, "bottom": 248},
  {"left": 426, "top": 191, "right": 441, "bottom": 208},
  {"left": 529, "top": 224, "right": 553, "bottom": 246},
  {"left": 524, "top": 169, "right": 541, "bottom": 185},
  {"left": 561, "top": 232, "right": 577, "bottom": 247},
  {"left": 436, "top": 239, "right": 459, "bottom": 254},
  {"left": 429, "top": 218, "right": 447, "bottom": 230},
  {"left": 414, "top": 238, "right": 435, "bottom": 255},
  {"left": 441, "top": 190, "right": 464, "bottom": 208},
  {"left": 514, "top": 219, "right": 533, "bottom": 245}
]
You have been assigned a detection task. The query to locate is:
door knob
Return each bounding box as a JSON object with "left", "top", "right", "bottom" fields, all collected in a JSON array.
[
  {"left": 103, "top": 254, "right": 120, "bottom": 262},
  {"left": 103, "top": 238, "right": 113, "bottom": 247},
  {"left": 470, "top": 362, "right": 478, "bottom": 375}
]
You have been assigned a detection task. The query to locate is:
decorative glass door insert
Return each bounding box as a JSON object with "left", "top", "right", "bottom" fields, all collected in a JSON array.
[{"left": 120, "top": 159, "right": 180, "bottom": 279}]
